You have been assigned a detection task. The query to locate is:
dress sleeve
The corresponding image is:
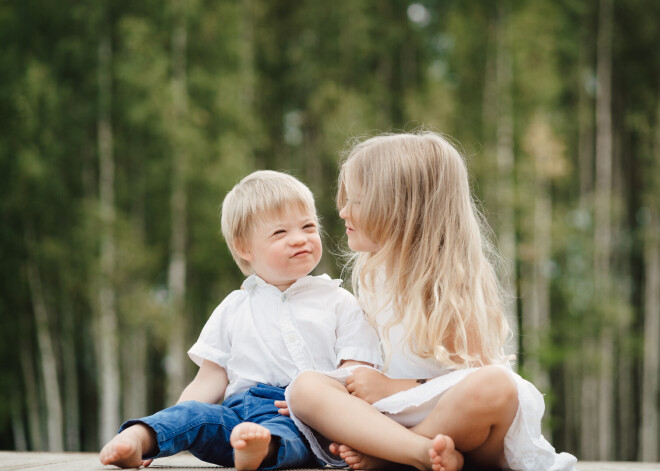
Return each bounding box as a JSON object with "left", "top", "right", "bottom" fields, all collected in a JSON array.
[
  {"left": 188, "top": 291, "right": 240, "bottom": 369},
  {"left": 334, "top": 288, "right": 383, "bottom": 369}
]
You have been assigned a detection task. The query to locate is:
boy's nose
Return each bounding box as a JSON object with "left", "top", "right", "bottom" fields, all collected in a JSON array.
[{"left": 289, "top": 232, "right": 307, "bottom": 245}]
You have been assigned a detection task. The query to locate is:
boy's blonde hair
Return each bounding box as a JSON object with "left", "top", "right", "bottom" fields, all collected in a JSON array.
[
  {"left": 338, "top": 131, "right": 510, "bottom": 368},
  {"left": 221, "top": 170, "right": 318, "bottom": 275}
]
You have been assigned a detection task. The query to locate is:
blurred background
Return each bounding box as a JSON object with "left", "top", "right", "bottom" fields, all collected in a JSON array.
[{"left": 1, "top": 0, "right": 659, "bottom": 462}]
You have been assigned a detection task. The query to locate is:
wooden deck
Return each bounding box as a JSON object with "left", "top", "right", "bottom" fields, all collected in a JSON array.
[{"left": 0, "top": 451, "right": 658, "bottom": 470}]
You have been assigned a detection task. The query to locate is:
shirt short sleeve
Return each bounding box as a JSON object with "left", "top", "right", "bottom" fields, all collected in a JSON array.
[
  {"left": 188, "top": 290, "right": 243, "bottom": 369},
  {"left": 333, "top": 288, "right": 383, "bottom": 369}
]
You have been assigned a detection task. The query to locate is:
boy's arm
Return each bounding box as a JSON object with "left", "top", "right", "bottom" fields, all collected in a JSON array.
[{"left": 177, "top": 359, "right": 229, "bottom": 404}]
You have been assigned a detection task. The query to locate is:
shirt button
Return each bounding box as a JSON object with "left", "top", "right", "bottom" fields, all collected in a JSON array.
[
  {"left": 281, "top": 293, "right": 287, "bottom": 302},
  {"left": 286, "top": 333, "right": 296, "bottom": 343}
]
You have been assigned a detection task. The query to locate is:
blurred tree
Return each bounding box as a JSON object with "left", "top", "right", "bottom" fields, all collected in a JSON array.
[
  {"left": 95, "top": 5, "right": 121, "bottom": 445},
  {"left": 1, "top": 0, "right": 659, "bottom": 460},
  {"left": 164, "top": 0, "right": 190, "bottom": 407},
  {"left": 593, "top": 0, "right": 614, "bottom": 459},
  {"left": 639, "top": 47, "right": 660, "bottom": 466}
]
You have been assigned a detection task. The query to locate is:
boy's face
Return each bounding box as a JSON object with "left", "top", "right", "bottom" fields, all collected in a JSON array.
[{"left": 240, "top": 206, "right": 322, "bottom": 291}]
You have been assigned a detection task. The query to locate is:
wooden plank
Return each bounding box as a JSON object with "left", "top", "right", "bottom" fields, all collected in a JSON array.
[
  {"left": 578, "top": 463, "right": 660, "bottom": 471},
  {"left": 0, "top": 451, "right": 221, "bottom": 470},
  {"left": 0, "top": 452, "right": 659, "bottom": 470}
]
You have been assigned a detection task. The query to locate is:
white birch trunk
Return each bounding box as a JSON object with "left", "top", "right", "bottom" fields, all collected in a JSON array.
[
  {"left": 577, "top": 17, "right": 597, "bottom": 461},
  {"left": 10, "top": 391, "right": 28, "bottom": 451},
  {"left": 240, "top": 0, "right": 255, "bottom": 110},
  {"left": 639, "top": 88, "right": 660, "bottom": 459},
  {"left": 580, "top": 371, "right": 599, "bottom": 459},
  {"left": 640, "top": 210, "right": 660, "bottom": 461},
  {"left": 122, "top": 165, "right": 149, "bottom": 420},
  {"left": 495, "top": 6, "right": 518, "bottom": 359},
  {"left": 521, "top": 117, "right": 553, "bottom": 436},
  {"left": 594, "top": 0, "right": 614, "bottom": 459},
  {"left": 25, "top": 240, "right": 63, "bottom": 451},
  {"left": 481, "top": 21, "right": 498, "bottom": 261},
  {"left": 97, "top": 31, "right": 121, "bottom": 445},
  {"left": 577, "top": 58, "right": 594, "bottom": 210},
  {"left": 19, "top": 341, "right": 42, "bottom": 451},
  {"left": 165, "top": 0, "right": 189, "bottom": 405},
  {"left": 613, "top": 156, "right": 635, "bottom": 460},
  {"left": 122, "top": 332, "right": 148, "bottom": 418},
  {"left": 60, "top": 295, "right": 80, "bottom": 451},
  {"left": 562, "top": 360, "right": 579, "bottom": 455}
]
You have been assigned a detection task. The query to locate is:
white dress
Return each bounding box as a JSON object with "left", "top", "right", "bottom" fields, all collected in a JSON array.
[{"left": 286, "top": 303, "right": 577, "bottom": 471}]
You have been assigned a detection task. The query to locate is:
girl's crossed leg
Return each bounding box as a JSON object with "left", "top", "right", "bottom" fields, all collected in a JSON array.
[
  {"left": 411, "top": 365, "right": 518, "bottom": 469},
  {"left": 288, "top": 365, "right": 518, "bottom": 471}
]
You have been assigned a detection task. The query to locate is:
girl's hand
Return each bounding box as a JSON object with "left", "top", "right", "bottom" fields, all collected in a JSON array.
[
  {"left": 274, "top": 400, "right": 289, "bottom": 416},
  {"left": 345, "top": 368, "right": 400, "bottom": 404}
]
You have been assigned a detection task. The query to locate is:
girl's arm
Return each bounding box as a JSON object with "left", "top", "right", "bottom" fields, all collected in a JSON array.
[
  {"left": 177, "top": 359, "right": 229, "bottom": 404},
  {"left": 276, "top": 360, "right": 373, "bottom": 416},
  {"left": 345, "top": 368, "right": 422, "bottom": 404},
  {"left": 339, "top": 359, "right": 374, "bottom": 368}
]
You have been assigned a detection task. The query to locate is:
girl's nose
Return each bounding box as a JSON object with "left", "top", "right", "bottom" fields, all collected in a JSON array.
[{"left": 339, "top": 205, "right": 347, "bottom": 219}]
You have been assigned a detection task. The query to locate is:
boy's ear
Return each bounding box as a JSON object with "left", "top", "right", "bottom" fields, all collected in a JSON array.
[{"left": 234, "top": 240, "right": 253, "bottom": 261}]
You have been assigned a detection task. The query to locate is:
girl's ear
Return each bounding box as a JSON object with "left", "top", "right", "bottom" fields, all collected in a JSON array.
[{"left": 234, "top": 240, "right": 253, "bottom": 261}]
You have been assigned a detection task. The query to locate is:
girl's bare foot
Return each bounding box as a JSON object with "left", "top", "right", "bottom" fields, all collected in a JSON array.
[
  {"left": 99, "top": 424, "right": 154, "bottom": 468},
  {"left": 329, "top": 442, "right": 390, "bottom": 470},
  {"left": 429, "top": 435, "right": 463, "bottom": 471},
  {"left": 230, "top": 422, "right": 273, "bottom": 471}
]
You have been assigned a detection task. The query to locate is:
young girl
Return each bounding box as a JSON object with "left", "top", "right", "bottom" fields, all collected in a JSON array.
[{"left": 284, "top": 132, "right": 577, "bottom": 471}]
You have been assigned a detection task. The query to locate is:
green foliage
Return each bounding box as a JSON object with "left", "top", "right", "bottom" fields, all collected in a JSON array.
[{"left": 0, "top": 0, "right": 658, "bottom": 459}]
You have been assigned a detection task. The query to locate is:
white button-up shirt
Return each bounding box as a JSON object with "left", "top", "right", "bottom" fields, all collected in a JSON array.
[{"left": 188, "top": 274, "right": 382, "bottom": 399}]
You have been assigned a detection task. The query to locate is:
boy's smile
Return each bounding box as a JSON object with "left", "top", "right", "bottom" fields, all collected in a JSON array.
[{"left": 239, "top": 207, "right": 322, "bottom": 291}]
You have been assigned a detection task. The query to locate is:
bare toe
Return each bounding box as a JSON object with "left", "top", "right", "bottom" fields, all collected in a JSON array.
[
  {"left": 230, "top": 423, "right": 272, "bottom": 471},
  {"left": 430, "top": 434, "right": 462, "bottom": 471},
  {"left": 329, "top": 442, "right": 341, "bottom": 455},
  {"left": 342, "top": 450, "right": 360, "bottom": 464},
  {"left": 99, "top": 437, "right": 144, "bottom": 468}
]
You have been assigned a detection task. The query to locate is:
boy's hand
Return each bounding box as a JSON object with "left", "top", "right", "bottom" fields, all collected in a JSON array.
[
  {"left": 345, "top": 368, "right": 416, "bottom": 404},
  {"left": 275, "top": 400, "right": 289, "bottom": 416}
]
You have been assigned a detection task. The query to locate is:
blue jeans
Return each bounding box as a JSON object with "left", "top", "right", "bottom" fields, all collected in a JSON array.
[{"left": 119, "top": 383, "right": 317, "bottom": 469}]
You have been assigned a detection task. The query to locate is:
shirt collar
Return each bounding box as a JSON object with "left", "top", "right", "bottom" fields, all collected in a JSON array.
[{"left": 243, "top": 273, "right": 342, "bottom": 295}]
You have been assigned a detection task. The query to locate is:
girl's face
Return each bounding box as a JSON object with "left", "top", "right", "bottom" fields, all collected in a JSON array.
[{"left": 339, "top": 184, "right": 380, "bottom": 253}]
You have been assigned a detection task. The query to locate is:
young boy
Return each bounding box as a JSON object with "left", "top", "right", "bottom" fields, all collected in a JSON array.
[{"left": 99, "top": 170, "right": 382, "bottom": 470}]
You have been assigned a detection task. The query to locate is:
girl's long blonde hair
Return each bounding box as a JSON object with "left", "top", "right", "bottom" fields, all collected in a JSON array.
[{"left": 337, "top": 132, "right": 511, "bottom": 368}]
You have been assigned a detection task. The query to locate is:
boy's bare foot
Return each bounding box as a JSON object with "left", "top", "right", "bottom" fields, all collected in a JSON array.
[
  {"left": 99, "top": 424, "right": 154, "bottom": 469},
  {"left": 329, "top": 442, "right": 389, "bottom": 470},
  {"left": 230, "top": 422, "right": 273, "bottom": 471},
  {"left": 429, "top": 435, "right": 463, "bottom": 471}
]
